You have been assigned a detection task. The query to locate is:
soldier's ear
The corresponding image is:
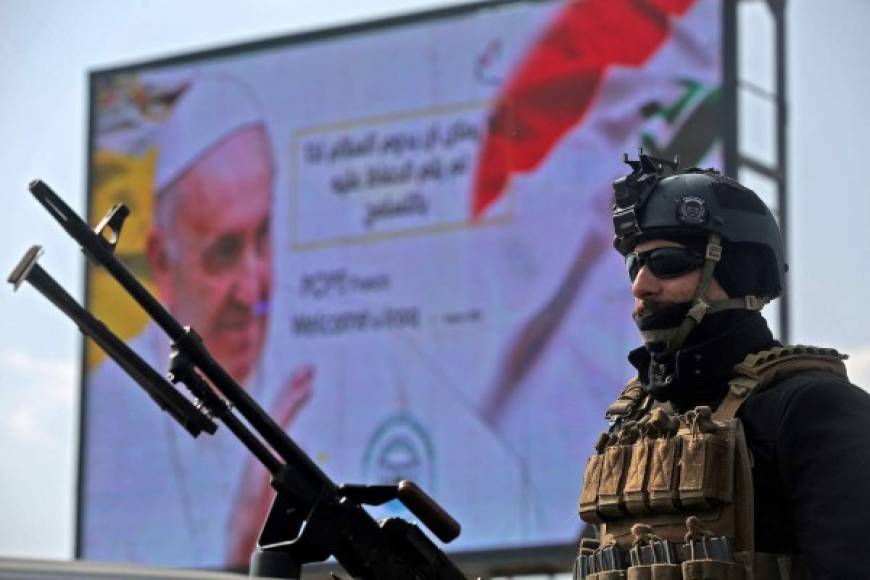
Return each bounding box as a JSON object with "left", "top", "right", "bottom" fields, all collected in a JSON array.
[{"left": 146, "top": 229, "right": 175, "bottom": 305}]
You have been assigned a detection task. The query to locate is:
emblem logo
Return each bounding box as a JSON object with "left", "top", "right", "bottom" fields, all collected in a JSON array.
[
  {"left": 677, "top": 195, "right": 708, "bottom": 225},
  {"left": 362, "top": 413, "right": 435, "bottom": 493}
]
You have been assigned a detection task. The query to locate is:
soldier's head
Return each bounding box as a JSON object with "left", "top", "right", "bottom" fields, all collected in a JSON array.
[
  {"left": 611, "top": 153, "right": 785, "bottom": 355},
  {"left": 146, "top": 76, "right": 274, "bottom": 383}
]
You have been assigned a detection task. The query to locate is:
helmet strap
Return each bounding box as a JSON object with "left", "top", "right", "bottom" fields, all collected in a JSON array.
[
  {"left": 659, "top": 233, "right": 722, "bottom": 356},
  {"left": 657, "top": 234, "right": 772, "bottom": 356},
  {"left": 706, "top": 295, "right": 769, "bottom": 315}
]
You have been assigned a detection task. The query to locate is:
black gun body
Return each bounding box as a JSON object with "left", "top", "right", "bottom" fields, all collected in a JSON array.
[{"left": 17, "top": 180, "right": 466, "bottom": 579}]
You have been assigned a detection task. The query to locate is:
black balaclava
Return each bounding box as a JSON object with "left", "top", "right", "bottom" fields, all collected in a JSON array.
[{"left": 630, "top": 308, "right": 775, "bottom": 409}]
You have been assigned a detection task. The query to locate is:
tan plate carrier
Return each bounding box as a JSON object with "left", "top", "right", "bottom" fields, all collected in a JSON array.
[{"left": 576, "top": 345, "right": 849, "bottom": 580}]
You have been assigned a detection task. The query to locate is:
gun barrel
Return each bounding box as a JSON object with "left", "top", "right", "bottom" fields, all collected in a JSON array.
[
  {"left": 8, "top": 245, "right": 216, "bottom": 437},
  {"left": 29, "top": 179, "right": 184, "bottom": 337},
  {"left": 30, "top": 179, "right": 332, "bottom": 491}
]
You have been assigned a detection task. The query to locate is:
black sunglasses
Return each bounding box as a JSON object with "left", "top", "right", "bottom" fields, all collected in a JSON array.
[{"left": 626, "top": 246, "right": 705, "bottom": 282}]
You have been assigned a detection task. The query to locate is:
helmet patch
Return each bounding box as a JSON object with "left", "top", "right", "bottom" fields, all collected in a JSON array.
[{"left": 677, "top": 196, "right": 707, "bottom": 225}]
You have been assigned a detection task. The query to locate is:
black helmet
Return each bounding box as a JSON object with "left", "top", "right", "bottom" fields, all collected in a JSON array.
[
  {"left": 612, "top": 153, "right": 786, "bottom": 298},
  {"left": 612, "top": 152, "right": 786, "bottom": 357}
]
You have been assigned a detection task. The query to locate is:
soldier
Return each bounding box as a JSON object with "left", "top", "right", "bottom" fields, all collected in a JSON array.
[{"left": 576, "top": 153, "right": 870, "bottom": 579}]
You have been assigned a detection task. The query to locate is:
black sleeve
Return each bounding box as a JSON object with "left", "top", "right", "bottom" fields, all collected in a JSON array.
[{"left": 775, "top": 372, "right": 870, "bottom": 578}]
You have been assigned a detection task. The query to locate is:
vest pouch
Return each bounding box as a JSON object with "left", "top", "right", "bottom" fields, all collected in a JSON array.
[
  {"left": 626, "top": 564, "right": 681, "bottom": 580},
  {"left": 596, "top": 571, "right": 628, "bottom": 580},
  {"left": 623, "top": 437, "right": 653, "bottom": 515},
  {"left": 650, "top": 564, "right": 682, "bottom": 580},
  {"left": 579, "top": 451, "right": 606, "bottom": 524},
  {"left": 678, "top": 413, "right": 735, "bottom": 510},
  {"left": 681, "top": 559, "right": 744, "bottom": 580},
  {"left": 647, "top": 436, "right": 681, "bottom": 512},
  {"left": 575, "top": 540, "right": 600, "bottom": 580},
  {"left": 598, "top": 444, "right": 631, "bottom": 518},
  {"left": 578, "top": 544, "right": 629, "bottom": 580}
]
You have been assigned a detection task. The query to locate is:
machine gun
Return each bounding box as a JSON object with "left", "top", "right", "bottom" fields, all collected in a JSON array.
[{"left": 9, "top": 180, "right": 467, "bottom": 580}]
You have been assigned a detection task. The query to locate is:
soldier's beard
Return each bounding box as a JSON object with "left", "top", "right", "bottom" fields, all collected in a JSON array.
[{"left": 633, "top": 300, "right": 693, "bottom": 355}]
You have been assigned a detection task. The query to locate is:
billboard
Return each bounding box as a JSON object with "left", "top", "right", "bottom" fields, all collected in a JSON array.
[{"left": 80, "top": 0, "right": 726, "bottom": 569}]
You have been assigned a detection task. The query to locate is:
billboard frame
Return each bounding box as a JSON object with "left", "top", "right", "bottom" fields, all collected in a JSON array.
[{"left": 76, "top": 1, "right": 748, "bottom": 575}]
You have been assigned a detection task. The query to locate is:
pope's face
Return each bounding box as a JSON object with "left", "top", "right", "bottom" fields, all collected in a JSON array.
[{"left": 151, "top": 126, "right": 273, "bottom": 383}]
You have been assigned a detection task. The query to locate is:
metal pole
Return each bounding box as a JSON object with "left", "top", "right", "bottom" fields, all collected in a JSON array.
[
  {"left": 723, "top": 0, "right": 739, "bottom": 177},
  {"left": 774, "top": 0, "right": 790, "bottom": 344}
]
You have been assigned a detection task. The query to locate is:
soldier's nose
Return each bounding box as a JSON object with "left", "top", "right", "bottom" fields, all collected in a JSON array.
[{"left": 631, "top": 265, "right": 660, "bottom": 300}]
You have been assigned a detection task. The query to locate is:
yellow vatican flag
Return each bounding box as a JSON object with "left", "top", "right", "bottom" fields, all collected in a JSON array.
[{"left": 86, "top": 148, "right": 159, "bottom": 371}]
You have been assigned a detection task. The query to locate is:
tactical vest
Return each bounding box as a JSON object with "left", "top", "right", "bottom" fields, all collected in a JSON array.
[{"left": 575, "top": 345, "right": 849, "bottom": 580}]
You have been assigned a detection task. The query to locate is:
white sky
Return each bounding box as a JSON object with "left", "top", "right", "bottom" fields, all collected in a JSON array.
[{"left": 0, "top": 0, "right": 868, "bottom": 562}]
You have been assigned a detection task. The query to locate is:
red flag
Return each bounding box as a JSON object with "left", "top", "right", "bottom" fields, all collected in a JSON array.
[{"left": 472, "top": 0, "right": 695, "bottom": 219}]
